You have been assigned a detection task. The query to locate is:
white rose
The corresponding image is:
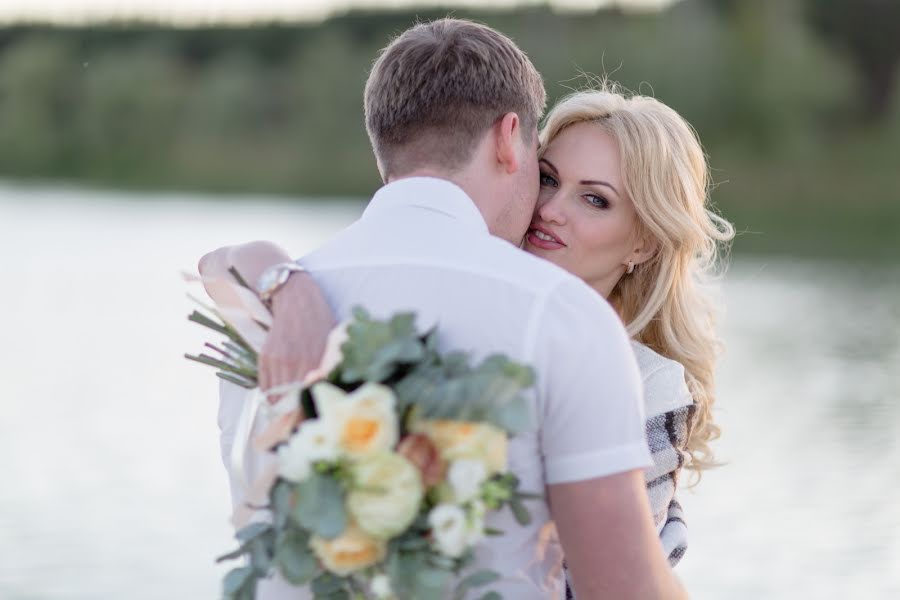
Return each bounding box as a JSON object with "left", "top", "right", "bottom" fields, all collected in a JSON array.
[
  {"left": 370, "top": 574, "right": 393, "bottom": 599},
  {"left": 294, "top": 419, "right": 340, "bottom": 463},
  {"left": 428, "top": 503, "right": 468, "bottom": 558},
  {"left": 447, "top": 458, "right": 488, "bottom": 503},
  {"left": 277, "top": 441, "right": 311, "bottom": 482},
  {"left": 312, "top": 382, "right": 399, "bottom": 459}
]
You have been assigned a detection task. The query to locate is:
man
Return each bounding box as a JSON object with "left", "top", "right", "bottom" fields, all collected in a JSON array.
[{"left": 208, "top": 18, "right": 687, "bottom": 599}]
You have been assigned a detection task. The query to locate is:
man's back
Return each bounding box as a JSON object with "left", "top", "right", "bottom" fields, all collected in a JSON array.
[{"left": 282, "top": 177, "right": 651, "bottom": 598}]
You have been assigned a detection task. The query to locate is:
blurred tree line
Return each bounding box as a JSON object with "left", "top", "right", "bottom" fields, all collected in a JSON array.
[{"left": 0, "top": 0, "right": 898, "bottom": 257}]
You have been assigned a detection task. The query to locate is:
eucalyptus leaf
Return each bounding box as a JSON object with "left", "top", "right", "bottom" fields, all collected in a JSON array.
[
  {"left": 291, "top": 473, "right": 346, "bottom": 539},
  {"left": 487, "top": 396, "right": 531, "bottom": 434},
  {"left": 311, "top": 572, "right": 346, "bottom": 595},
  {"left": 454, "top": 570, "right": 501, "bottom": 600},
  {"left": 223, "top": 566, "right": 254, "bottom": 597},
  {"left": 236, "top": 522, "right": 272, "bottom": 543},
  {"left": 275, "top": 528, "right": 318, "bottom": 585}
]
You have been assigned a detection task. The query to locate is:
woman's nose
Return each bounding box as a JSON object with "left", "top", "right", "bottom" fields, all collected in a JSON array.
[{"left": 537, "top": 191, "right": 567, "bottom": 225}]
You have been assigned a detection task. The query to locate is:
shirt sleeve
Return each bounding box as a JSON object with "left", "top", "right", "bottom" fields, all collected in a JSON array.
[{"left": 527, "top": 278, "right": 652, "bottom": 485}]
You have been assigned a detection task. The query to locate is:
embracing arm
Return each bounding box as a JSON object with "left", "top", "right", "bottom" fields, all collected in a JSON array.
[
  {"left": 550, "top": 473, "right": 688, "bottom": 599},
  {"left": 198, "top": 241, "right": 337, "bottom": 396},
  {"left": 535, "top": 280, "right": 688, "bottom": 599}
]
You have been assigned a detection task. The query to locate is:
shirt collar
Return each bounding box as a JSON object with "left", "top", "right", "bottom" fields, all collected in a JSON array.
[{"left": 362, "top": 177, "right": 490, "bottom": 235}]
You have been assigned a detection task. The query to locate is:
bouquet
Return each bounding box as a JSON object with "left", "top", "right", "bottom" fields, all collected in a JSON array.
[{"left": 186, "top": 268, "right": 538, "bottom": 600}]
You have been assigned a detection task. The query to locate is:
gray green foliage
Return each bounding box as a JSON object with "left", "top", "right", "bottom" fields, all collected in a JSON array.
[
  {"left": 291, "top": 473, "right": 347, "bottom": 539},
  {"left": 206, "top": 308, "right": 536, "bottom": 599}
]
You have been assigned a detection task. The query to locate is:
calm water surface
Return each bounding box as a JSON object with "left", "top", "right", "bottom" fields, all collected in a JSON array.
[{"left": 1, "top": 183, "right": 898, "bottom": 599}]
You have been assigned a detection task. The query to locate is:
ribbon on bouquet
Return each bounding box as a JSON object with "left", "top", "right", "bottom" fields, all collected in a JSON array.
[{"left": 229, "top": 381, "right": 306, "bottom": 529}]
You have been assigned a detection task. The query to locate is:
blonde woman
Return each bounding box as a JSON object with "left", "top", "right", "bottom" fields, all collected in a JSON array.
[{"left": 200, "top": 86, "right": 733, "bottom": 575}]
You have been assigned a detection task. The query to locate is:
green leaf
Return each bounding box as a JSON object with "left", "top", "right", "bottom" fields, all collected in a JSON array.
[
  {"left": 477, "top": 592, "right": 502, "bottom": 600},
  {"left": 388, "top": 552, "right": 451, "bottom": 600},
  {"left": 340, "top": 308, "right": 425, "bottom": 383},
  {"left": 216, "top": 545, "right": 248, "bottom": 564},
  {"left": 291, "top": 473, "right": 346, "bottom": 539},
  {"left": 487, "top": 396, "right": 531, "bottom": 434},
  {"left": 460, "top": 570, "right": 500, "bottom": 587},
  {"left": 222, "top": 566, "right": 255, "bottom": 599},
  {"left": 508, "top": 496, "right": 531, "bottom": 526},
  {"left": 275, "top": 528, "right": 318, "bottom": 585},
  {"left": 454, "top": 570, "right": 501, "bottom": 600},
  {"left": 311, "top": 571, "right": 346, "bottom": 595},
  {"left": 236, "top": 522, "right": 271, "bottom": 543}
]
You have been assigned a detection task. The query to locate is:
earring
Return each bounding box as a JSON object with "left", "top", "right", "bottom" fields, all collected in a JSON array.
[{"left": 626, "top": 261, "right": 635, "bottom": 275}]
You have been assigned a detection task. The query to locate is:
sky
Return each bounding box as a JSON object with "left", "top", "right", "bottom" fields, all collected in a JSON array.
[{"left": 0, "top": 0, "right": 677, "bottom": 25}]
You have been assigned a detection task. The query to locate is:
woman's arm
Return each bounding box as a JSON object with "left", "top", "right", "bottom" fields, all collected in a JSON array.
[
  {"left": 644, "top": 404, "right": 694, "bottom": 566},
  {"left": 198, "top": 241, "right": 337, "bottom": 397}
]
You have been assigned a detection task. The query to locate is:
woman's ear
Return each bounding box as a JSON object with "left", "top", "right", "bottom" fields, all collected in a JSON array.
[
  {"left": 631, "top": 233, "right": 659, "bottom": 266},
  {"left": 494, "top": 112, "right": 521, "bottom": 174}
]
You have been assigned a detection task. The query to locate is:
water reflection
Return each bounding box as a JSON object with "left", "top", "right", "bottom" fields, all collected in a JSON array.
[{"left": 1, "top": 184, "right": 897, "bottom": 599}]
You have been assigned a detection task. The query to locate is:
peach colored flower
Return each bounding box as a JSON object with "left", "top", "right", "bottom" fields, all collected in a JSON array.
[
  {"left": 414, "top": 420, "right": 508, "bottom": 475},
  {"left": 310, "top": 522, "right": 386, "bottom": 576}
]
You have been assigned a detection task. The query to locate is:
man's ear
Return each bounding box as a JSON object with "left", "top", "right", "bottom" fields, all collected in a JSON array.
[{"left": 494, "top": 112, "right": 521, "bottom": 174}]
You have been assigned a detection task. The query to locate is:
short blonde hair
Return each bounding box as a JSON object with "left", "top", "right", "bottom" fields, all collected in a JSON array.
[
  {"left": 364, "top": 18, "right": 545, "bottom": 178},
  {"left": 540, "top": 85, "right": 735, "bottom": 477}
]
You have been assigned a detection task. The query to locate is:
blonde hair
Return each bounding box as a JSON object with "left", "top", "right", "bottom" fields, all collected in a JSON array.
[{"left": 540, "top": 85, "right": 735, "bottom": 477}]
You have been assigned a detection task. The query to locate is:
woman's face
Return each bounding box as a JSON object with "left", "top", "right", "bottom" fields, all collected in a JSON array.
[{"left": 523, "top": 122, "right": 651, "bottom": 298}]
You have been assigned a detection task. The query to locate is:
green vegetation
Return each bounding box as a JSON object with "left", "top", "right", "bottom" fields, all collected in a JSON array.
[{"left": 0, "top": 0, "right": 898, "bottom": 259}]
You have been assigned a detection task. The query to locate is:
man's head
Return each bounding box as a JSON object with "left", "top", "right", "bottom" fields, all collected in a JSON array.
[{"left": 364, "top": 18, "right": 546, "bottom": 243}]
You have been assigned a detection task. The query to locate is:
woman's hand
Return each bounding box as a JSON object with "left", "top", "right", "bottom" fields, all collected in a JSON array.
[
  {"left": 197, "top": 241, "right": 337, "bottom": 401},
  {"left": 259, "top": 273, "right": 336, "bottom": 401}
]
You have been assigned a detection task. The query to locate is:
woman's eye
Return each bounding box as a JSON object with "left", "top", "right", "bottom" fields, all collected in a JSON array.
[
  {"left": 539, "top": 172, "right": 558, "bottom": 187},
  {"left": 585, "top": 194, "right": 610, "bottom": 209}
]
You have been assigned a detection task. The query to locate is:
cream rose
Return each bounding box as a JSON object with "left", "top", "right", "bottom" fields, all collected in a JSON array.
[
  {"left": 415, "top": 420, "right": 507, "bottom": 474},
  {"left": 312, "top": 382, "right": 399, "bottom": 459},
  {"left": 310, "top": 522, "right": 386, "bottom": 576},
  {"left": 347, "top": 452, "right": 424, "bottom": 539}
]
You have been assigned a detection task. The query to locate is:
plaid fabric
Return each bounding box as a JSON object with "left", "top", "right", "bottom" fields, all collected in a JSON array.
[{"left": 564, "top": 403, "right": 695, "bottom": 598}]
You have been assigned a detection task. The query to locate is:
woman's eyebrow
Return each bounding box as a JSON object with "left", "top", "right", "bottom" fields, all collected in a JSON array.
[
  {"left": 580, "top": 179, "right": 619, "bottom": 195},
  {"left": 538, "top": 158, "right": 559, "bottom": 174}
]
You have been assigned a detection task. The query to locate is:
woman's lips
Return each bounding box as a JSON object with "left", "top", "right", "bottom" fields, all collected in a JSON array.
[{"left": 526, "top": 225, "right": 566, "bottom": 250}]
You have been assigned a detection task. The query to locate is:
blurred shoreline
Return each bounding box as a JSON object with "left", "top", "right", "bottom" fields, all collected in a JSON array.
[{"left": 1, "top": 1, "right": 898, "bottom": 259}]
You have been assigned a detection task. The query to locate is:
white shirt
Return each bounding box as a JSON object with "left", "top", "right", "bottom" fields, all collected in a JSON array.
[
  {"left": 219, "top": 177, "right": 652, "bottom": 599},
  {"left": 632, "top": 342, "right": 693, "bottom": 420}
]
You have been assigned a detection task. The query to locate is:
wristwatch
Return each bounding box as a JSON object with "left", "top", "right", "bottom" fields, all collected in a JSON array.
[{"left": 256, "top": 262, "right": 306, "bottom": 303}]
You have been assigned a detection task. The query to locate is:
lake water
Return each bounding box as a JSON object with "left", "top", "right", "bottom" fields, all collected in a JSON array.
[{"left": 1, "top": 182, "right": 898, "bottom": 599}]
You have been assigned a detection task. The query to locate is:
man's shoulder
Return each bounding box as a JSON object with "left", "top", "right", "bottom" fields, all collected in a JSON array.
[{"left": 302, "top": 219, "right": 584, "bottom": 299}]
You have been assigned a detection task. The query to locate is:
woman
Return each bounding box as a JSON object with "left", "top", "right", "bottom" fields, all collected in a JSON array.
[{"left": 200, "top": 86, "right": 734, "bottom": 571}]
